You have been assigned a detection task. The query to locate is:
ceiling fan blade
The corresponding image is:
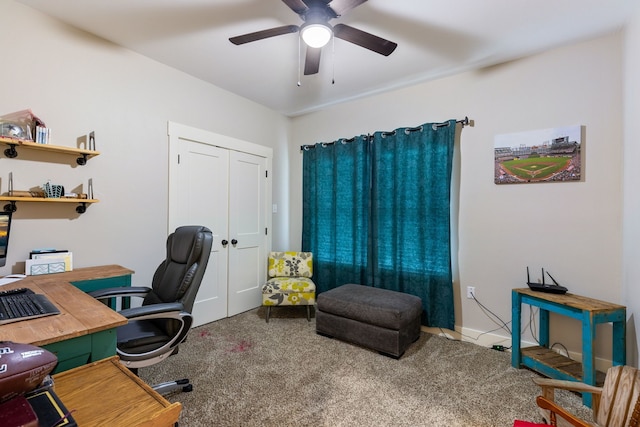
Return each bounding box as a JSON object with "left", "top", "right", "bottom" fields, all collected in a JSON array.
[
  {"left": 229, "top": 25, "right": 299, "bottom": 45},
  {"left": 304, "top": 47, "right": 322, "bottom": 75},
  {"left": 282, "top": 0, "right": 309, "bottom": 15},
  {"left": 328, "top": 0, "right": 368, "bottom": 16},
  {"left": 333, "top": 24, "right": 397, "bottom": 56}
]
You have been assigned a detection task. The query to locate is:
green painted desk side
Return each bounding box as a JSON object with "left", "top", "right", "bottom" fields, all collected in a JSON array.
[
  {"left": 41, "top": 266, "right": 132, "bottom": 373},
  {"left": 71, "top": 274, "right": 132, "bottom": 309},
  {"left": 43, "top": 328, "right": 118, "bottom": 373}
]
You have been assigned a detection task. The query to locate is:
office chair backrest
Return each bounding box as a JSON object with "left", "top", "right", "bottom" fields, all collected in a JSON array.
[{"left": 144, "top": 225, "right": 213, "bottom": 313}]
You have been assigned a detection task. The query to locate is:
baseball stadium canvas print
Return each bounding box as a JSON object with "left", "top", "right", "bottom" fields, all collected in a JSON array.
[{"left": 494, "top": 125, "right": 582, "bottom": 184}]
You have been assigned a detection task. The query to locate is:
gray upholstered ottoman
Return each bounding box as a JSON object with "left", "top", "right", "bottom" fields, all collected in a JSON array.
[{"left": 316, "top": 284, "right": 422, "bottom": 358}]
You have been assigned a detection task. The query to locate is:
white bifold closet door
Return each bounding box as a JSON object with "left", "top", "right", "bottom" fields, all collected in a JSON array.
[{"left": 168, "top": 122, "right": 272, "bottom": 326}]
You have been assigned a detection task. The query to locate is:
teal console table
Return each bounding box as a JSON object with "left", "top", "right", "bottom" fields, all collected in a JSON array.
[{"left": 512, "top": 288, "right": 626, "bottom": 407}]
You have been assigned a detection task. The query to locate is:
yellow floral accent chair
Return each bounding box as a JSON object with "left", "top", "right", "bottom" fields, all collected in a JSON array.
[{"left": 262, "top": 251, "right": 316, "bottom": 323}]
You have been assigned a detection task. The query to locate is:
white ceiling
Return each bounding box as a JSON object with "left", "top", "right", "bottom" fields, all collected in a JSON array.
[{"left": 18, "top": 0, "right": 638, "bottom": 117}]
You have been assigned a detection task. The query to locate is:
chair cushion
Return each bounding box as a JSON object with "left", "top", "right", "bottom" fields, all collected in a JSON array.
[
  {"left": 268, "top": 252, "right": 313, "bottom": 278},
  {"left": 117, "top": 319, "right": 171, "bottom": 352},
  {"left": 262, "top": 277, "right": 316, "bottom": 306}
]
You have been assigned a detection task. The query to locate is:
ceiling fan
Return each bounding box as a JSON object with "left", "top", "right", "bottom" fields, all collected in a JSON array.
[{"left": 229, "top": 0, "right": 397, "bottom": 75}]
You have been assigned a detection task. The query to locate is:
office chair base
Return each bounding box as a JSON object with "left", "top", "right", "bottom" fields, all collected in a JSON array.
[{"left": 152, "top": 378, "right": 192, "bottom": 395}]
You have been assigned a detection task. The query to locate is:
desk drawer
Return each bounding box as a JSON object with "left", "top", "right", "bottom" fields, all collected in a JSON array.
[{"left": 44, "top": 335, "right": 92, "bottom": 374}]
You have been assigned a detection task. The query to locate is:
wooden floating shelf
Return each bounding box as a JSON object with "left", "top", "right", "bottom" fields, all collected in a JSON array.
[
  {"left": 0, "top": 196, "right": 98, "bottom": 214},
  {"left": 0, "top": 196, "right": 98, "bottom": 204},
  {"left": 0, "top": 136, "right": 100, "bottom": 165}
]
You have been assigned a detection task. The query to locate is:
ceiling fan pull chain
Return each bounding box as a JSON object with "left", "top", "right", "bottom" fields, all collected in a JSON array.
[{"left": 332, "top": 35, "right": 336, "bottom": 85}]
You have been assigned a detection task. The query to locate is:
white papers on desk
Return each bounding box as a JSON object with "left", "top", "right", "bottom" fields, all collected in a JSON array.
[
  {"left": 26, "top": 252, "right": 73, "bottom": 275},
  {"left": 0, "top": 275, "right": 26, "bottom": 286}
]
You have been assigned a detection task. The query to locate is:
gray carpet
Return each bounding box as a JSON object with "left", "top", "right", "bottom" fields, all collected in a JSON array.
[{"left": 140, "top": 307, "right": 591, "bottom": 426}]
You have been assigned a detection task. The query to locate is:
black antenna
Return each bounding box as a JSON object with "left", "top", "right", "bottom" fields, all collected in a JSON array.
[
  {"left": 541, "top": 268, "right": 545, "bottom": 285},
  {"left": 546, "top": 271, "right": 560, "bottom": 286},
  {"left": 527, "top": 266, "right": 530, "bottom": 283}
]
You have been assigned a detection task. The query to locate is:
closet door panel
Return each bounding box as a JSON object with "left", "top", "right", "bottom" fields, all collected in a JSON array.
[
  {"left": 228, "top": 151, "right": 267, "bottom": 316},
  {"left": 177, "top": 140, "right": 229, "bottom": 326}
]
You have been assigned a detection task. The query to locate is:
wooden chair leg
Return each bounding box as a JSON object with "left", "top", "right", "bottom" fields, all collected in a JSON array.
[
  {"left": 306, "top": 305, "right": 311, "bottom": 321},
  {"left": 266, "top": 306, "right": 271, "bottom": 323}
]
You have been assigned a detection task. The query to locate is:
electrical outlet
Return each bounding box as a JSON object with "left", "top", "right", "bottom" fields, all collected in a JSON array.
[{"left": 466, "top": 286, "right": 476, "bottom": 299}]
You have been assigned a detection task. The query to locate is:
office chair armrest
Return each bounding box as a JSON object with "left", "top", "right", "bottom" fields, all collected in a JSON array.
[
  {"left": 118, "top": 302, "right": 185, "bottom": 321},
  {"left": 88, "top": 286, "right": 152, "bottom": 301}
]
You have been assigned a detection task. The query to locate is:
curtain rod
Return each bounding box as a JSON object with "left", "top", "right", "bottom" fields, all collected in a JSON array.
[{"left": 300, "top": 116, "right": 473, "bottom": 151}]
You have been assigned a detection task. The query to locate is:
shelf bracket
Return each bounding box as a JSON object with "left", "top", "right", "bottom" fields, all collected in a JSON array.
[
  {"left": 76, "top": 202, "right": 87, "bottom": 214},
  {"left": 4, "top": 144, "right": 18, "bottom": 158},
  {"left": 3, "top": 201, "right": 17, "bottom": 213}
]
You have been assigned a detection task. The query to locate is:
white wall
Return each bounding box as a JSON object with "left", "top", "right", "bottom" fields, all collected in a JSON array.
[
  {"left": 0, "top": 1, "right": 290, "bottom": 284},
  {"left": 291, "top": 33, "right": 625, "bottom": 364},
  {"left": 623, "top": 7, "right": 640, "bottom": 366}
]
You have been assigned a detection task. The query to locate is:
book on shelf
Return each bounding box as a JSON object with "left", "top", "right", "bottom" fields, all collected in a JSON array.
[{"left": 35, "top": 126, "right": 51, "bottom": 144}]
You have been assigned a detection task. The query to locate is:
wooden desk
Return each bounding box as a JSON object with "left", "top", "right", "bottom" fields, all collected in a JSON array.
[
  {"left": 0, "top": 265, "right": 131, "bottom": 373},
  {"left": 53, "top": 356, "right": 181, "bottom": 427},
  {"left": 512, "top": 288, "right": 626, "bottom": 407}
]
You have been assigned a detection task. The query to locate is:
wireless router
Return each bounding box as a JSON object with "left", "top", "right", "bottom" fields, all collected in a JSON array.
[{"left": 526, "top": 267, "right": 568, "bottom": 294}]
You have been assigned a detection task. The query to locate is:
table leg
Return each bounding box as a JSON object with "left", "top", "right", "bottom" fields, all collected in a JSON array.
[
  {"left": 612, "top": 314, "right": 626, "bottom": 366},
  {"left": 512, "top": 290, "right": 522, "bottom": 368},
  {"left": 582, "top": 311, "right": 596, "bottom": 407},
  {"left": 539, "top": 309, "right": 549, "bottom": 348}
]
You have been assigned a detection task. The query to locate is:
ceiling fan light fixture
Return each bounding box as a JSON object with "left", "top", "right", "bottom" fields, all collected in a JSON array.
[{"left": 301, "top": 23, "right": 332, "bottom": 48}]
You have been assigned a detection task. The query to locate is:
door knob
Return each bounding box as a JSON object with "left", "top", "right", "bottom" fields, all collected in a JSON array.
[
  {"left": 231, "top": 239, "right": 238, "bottom": 246},
  {"left": 221, "top": 239, "right": 228, "bottom": 248}
]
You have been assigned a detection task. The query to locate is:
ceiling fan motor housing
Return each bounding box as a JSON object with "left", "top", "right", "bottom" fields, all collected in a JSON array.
[{"left": 229, "top": 0, "right": 397, "bottom": 75}]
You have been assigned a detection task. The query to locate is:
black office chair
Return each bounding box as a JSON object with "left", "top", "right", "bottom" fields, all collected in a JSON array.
[{"left": 89, "top": 225, "right": 213, "bottom": 394}]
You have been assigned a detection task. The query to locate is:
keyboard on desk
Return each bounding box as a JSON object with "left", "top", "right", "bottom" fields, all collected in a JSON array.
[{"left": 0, "top": 288, "right": 60, "bottom": 325}]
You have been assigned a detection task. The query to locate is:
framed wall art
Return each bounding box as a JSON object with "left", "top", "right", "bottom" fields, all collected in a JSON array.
[{"left": 494, "top": 125, "right": 582, "bottom": 184}]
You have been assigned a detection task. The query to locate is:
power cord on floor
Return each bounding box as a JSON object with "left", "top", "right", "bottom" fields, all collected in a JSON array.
[
  {"left": 443, "top": 291, "right": 513, "bottom": 350},
  {"left": 550, "top": 342, "right": 570, "bottom": 358},
  {"left": 443, "top": 289, "right": 569, "bottom": 356},
  {"left": 528, "top": 305, "right": 540, "bottom": 345},
  {"left": 469, "top": 291, "right": 512, "bottom": 336}
]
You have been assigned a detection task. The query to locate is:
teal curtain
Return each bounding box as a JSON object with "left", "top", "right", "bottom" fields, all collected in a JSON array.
[
  {"left": 302, "top": 121, "right": 456, "bottom": 329},
  {"left": 370, "top": 122, "right": 455, "bottom": 329},
  {"left": 302, "top": 135, "right": 371, "bottom": 290}
]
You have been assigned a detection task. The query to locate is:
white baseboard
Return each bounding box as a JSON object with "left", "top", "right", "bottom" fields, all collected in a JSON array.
[
  {"left": 422, "top": 325, "right": 513, "bottom": 348},
  {"left": 422, "top": 325, "right": 612, "bottom": 373}
]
